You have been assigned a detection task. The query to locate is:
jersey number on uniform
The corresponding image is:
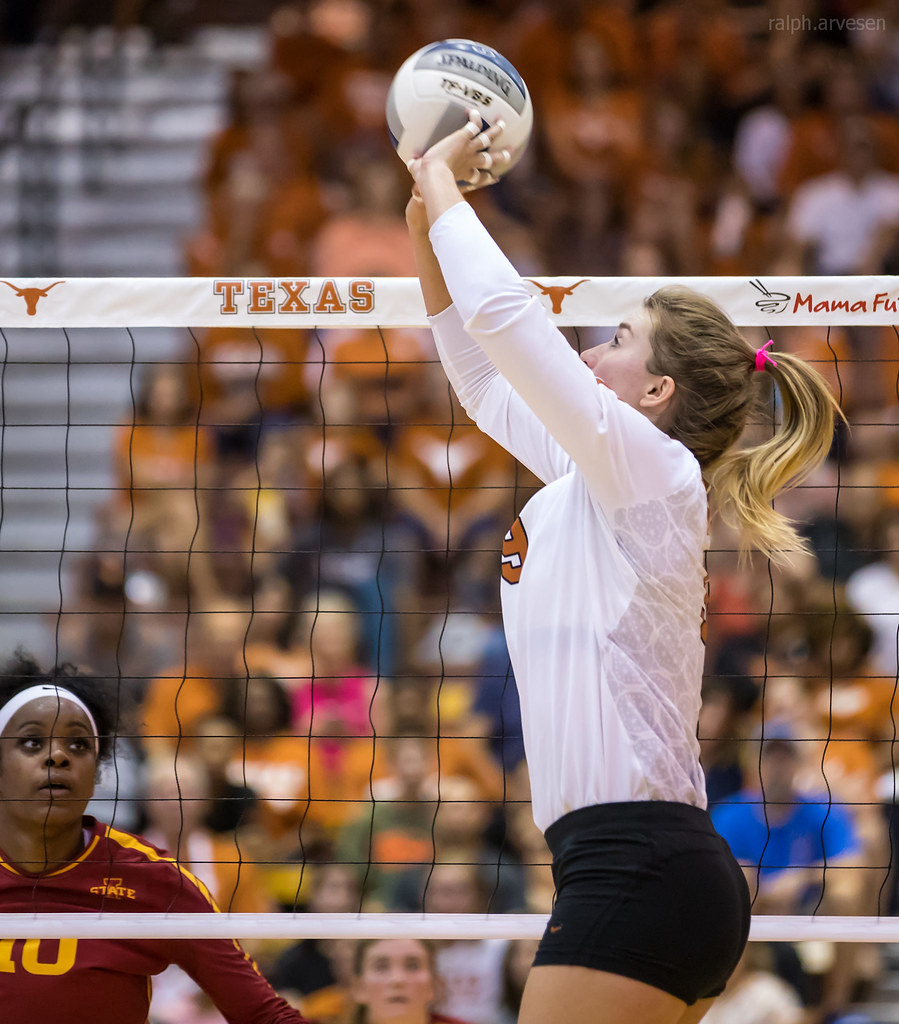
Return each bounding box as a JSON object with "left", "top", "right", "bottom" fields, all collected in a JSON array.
[
  {"left": 0, "top": 938, "right": 78, "bottom": 976},
  {"left": 501, "top": 516, "right": 529, "bottom": 584}
]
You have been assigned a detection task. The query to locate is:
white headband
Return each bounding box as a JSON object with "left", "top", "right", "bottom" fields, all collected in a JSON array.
[{"left": 0, "top": 684, "right": 99, "bottom": 743}]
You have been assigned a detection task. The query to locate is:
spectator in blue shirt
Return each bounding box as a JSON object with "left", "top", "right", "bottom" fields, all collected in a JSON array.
[{"left": 711, "top": 723, "right": 863, "bottom": 916}]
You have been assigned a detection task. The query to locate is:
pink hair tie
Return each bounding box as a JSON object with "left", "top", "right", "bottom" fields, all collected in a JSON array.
[{"left": 754, "top": 339, "right": 778, "bottom": 372}]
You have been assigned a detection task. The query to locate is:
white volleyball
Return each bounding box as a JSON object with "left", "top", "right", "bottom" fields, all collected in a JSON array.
[{"left": 386, "top": 38, "right": 533, "bottom": 175}]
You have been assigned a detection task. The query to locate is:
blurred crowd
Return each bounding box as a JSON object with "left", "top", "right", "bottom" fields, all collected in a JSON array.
[{"left": 14, "top": 0, "right": 899, "bottom": 1021}]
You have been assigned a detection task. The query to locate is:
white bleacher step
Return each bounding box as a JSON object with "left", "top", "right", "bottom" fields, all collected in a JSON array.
[
  {"left": 0, "top": 566, "right": 101, "bottom": 603},
  {"left": 57, "top": 254, "right": 184, "bottom": 277},
  {"left": 1, "top": 354, "right": 134, "bottom": 386},
  {"left": 189, "top": 26, "right": 269, "bottom": 69},
  {"left": 0, "top": 328, "right": 188, "bottom": 364},
  {"left": 0, "top": 461, "right": 114, "bottom": 490},
  {"left": 0, "top": 515, "right": 97, "bottom": 553},
  {"left": 0, "top": 152, "right": 19, "bottom": 186},
  {"left": 0, "top": 451, "right": 114, "bottom": 487},
  {"left": 56, "top": 190, "right": 202, "bottom": 230},
  {"left": 1, "top": 487, "right": 110, "bottom": 520},
  {"left": 0, "top": 616, "right": 61, "bottom": 663},
  {"left": 0, "top": 491, "right": 97, "bottom": 519},
  {"left": 0, "top": 193, "right": 18, "bottom": 229},
  {"left": 2, "top": 399, "right": 132, "bottom": 429},
  {"left": 0, "top": 514, "right": 108, "bottom": 553},
  {"left": 51, "top": 177, "right": 201, "bottom": 200},
  {"left": 0, "top": 236, "right": 21, "bottom": 270},
  {"left": 0, "top": 45, "right": 226, "bottom": 110},
  {"left": 4, "top": 404, "right": 132, "bottom": 430},
  {"left": 117, "top": 68, "right": 228, "bottom": 105},
  {"left": 1, "top": 423, "right": 114, "bottom": 455},
  {"left": 1, "top": 142, "right": 209, "bottom": 188},
  {"left": 1, "top": 484, "right": 106, "bottom": 510},
  {"left": 0, "top": 356, "right": 135, "bottom": 386},
  {"left": 2, "top": 466, "right": 115, "bottom": 489},
  {"left": 57, "top": 236, "right": 183, "bottom": 274},
  {"left": 0, "top": 573, "right": 78, "bottom": 613},
  {"left": 60, "top": 222, "right": 198, "bottom": 246},
  {"left": 25, "top": 103, "right": 225, "bottom": 144}
]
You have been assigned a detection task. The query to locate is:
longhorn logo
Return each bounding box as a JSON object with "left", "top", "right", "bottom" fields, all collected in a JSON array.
[
  {"left": 524, "top": 279, "right": 589, "bottom": 314},
  {"left": 0, "top": 279, "right": 65, "bottom": 315}
]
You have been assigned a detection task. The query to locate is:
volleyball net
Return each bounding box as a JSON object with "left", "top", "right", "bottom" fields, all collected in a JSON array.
[{"left": 1, "top": 273, "right": 899, "bottom": 946}]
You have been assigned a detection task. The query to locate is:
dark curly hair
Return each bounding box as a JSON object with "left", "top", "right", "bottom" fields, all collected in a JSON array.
[{"left": 0, "top": 649, "right": 120, "bottom": 762}]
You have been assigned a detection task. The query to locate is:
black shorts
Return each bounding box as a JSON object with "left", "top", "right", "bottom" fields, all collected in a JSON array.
[{"left": 533, "top": 801, "right": 751, "bottom": 1005}]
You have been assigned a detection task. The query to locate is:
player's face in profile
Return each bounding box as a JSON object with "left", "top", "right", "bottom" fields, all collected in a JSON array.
[
  {"left": 580, "top": 308, "right": 661, "bottom": 413},
  {"left": 354, "top": 939, "right": 436, "bottom": 1023},
  {"left": 0, "top": 697, "right": 97, "bottom": 823}
]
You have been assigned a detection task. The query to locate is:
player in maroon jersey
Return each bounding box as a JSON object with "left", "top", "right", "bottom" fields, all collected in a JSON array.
[{"left": 0, "top": 651, "right": 306, "bottom": 1024}]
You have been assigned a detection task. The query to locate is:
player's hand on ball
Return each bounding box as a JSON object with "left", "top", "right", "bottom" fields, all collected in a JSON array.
[{"left": 406, "top": 110, "right": 510, "bottom": 192}]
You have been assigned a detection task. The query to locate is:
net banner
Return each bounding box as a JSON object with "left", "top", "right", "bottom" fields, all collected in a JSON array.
[
  {"left": 2, "top": 913, "right": 898, "bottom": 942},
  {"left": 1, "top": 275, "right": 898, "bottom": 328}
]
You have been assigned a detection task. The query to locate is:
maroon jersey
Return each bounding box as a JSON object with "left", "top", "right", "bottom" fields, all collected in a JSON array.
[{"left": 0, "top": 817, "right": 304, "bottom": 1024}]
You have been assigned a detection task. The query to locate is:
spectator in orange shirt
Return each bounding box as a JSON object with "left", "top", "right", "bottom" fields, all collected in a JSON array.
[
  {"left": 310, "top": 157, "right": 418, "bottom": 278},
  {"left": 391, "top": 774, "right": 527, "bottom": 915},
  {"left": 342, "top": 671, "right": 505, "bottom": 819},
  {"left": 139, "top": 604, "right": 254, "bottom": 758},
  {"left": 113, "top": 361, "right": 217, "bottom": 605},
  {"left": 314, "top": 327, "right": 431, "bottom": 443}
]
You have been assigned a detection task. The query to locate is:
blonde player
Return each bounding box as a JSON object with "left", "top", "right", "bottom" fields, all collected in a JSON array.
[{"left": 404, "top": 113, "right": 840, "bottom": 1024}]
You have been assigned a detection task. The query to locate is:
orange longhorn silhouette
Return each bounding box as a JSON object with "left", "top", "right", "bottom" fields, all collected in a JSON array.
[
  {"left": 0, "top": 279, "right": 65, "bottom": 315},
  {"left": 524, "top": 279, "right": 590, "bottom": 314}
]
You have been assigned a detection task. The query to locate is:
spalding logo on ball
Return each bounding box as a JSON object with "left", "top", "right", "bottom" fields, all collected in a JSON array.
[{"left": 386, "top": 39, "right": 533, "bottom": 177}]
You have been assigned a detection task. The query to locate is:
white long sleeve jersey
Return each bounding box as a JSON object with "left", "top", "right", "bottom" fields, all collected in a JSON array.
[{"left": 429, "top": 203, "right": 708, "bottom": 832}]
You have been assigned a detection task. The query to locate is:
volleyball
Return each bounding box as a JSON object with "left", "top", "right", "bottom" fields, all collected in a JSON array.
[{"left": 386, "top": 39, "right": 533, "bottom": 175}]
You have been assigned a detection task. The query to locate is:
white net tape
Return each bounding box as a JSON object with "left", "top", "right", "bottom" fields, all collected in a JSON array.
[
  {"left": 2, "top": 913, "right": 899, "bottom": 943},
  {"left": 1, "top": 275, "right": 897, "bottom": 327}
]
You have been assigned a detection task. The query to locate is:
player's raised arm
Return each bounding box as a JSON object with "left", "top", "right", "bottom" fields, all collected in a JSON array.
[
  {"left": 407, "top": 191, "right": 574, "bottom": 486},
  {"left": 406, "top": 191, "right": 452, "bottom": 317},
  {"left": 407, "top": 116, "right": 687, "bottom": 509}
]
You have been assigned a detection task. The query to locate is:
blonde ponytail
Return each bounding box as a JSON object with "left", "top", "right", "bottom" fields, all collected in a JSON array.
[
  {"left": 644, "top": 286, "right": 843, "bottom": 566},
  {"left": 708, "top": 351, "right": 843, "bottom": 565}
]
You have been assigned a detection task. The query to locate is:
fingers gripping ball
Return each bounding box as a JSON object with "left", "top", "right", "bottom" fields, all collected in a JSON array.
[{"left": 386, "top": 39, "right": 533, "bottom": 176}]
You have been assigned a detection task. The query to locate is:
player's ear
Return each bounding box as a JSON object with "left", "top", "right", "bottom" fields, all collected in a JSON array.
[{"left": 639, "top": 374, "right": 675, "bottom": 413}]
